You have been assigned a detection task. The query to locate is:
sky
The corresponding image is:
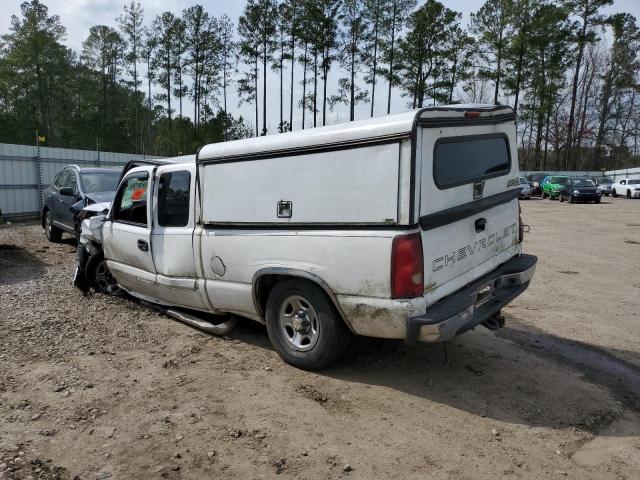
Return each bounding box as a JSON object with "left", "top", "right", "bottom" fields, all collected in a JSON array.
[{"left": 2, "top": 0, "right": 640, "bottom": 134}]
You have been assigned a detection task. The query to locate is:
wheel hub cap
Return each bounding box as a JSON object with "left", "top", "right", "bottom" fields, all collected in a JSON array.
[
  {"left": 279, "top": 295, "right": 319, "bottom": 352},
  {"left": 292, "top": 309, "right": 311, "bottom": 334}
]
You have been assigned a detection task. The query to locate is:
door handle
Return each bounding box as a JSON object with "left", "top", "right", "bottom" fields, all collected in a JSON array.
[
  {"left": 475, "top": 218, "right": 487, "bottom": 233},
  {"left": 137, "top": 239, "right": 149, "bottom": 252}
]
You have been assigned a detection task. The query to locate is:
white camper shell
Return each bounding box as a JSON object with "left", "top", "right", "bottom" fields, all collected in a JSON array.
[{"left": 88, "top": 104, "right": 537, "bottom": 370}]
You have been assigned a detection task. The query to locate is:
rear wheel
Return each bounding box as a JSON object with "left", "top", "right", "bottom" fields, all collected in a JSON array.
[
  {"left": 612, "top": 188, "right": 618, "bottom": 198},
  {"left": 265, "top": 279, "right": 351, "bottom": 370},
  {"left": 44, "top": 210, "right": 62, "bottom": 242}
]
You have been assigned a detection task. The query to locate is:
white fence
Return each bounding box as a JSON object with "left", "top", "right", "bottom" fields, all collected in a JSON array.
[{"left": 0, "top": 143, "right": 161, "bottom": 219}]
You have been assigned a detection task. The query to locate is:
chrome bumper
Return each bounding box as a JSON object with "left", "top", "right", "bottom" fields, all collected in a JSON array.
[{"left": 406, "top": 254, "right": 537, "bottom": 344}]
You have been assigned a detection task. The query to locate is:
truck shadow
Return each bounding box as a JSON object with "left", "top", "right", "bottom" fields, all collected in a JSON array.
[
  {"left": 0, "top": 244, "right": 47, "bottom": 286},
  {"left": 229, "top": 316, "right": 640, "bottom": 435}
]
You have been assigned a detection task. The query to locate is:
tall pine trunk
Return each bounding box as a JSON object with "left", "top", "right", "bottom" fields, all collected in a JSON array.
[
  {"left": 262, "top": 40, "right": 267, "bottom": 135},
  {"left": 301, "top": 41, "right": 308, "bottom": 129},
  {"left": 289, "top": 31, "right": 295, "bottom": 131},
  {"left": 386, "top": 8, "right": 396, "bottom": 115},
  {"left": 254, "top": 55, "right": 259, "bottom": 137},
  {"left": 279, "top": 42, "right": 284, "bottom": 131},
  {"left": 322, "top": 50, "right": 328, "bottom": 126},
  {"left": 313, "top": 51, "right": 318, "bottom": 127},
  {"left": 493, "top": 29, "right": 503, "bottom": 105},
  {"left": 223, "top": 52, "right": 228, "bottom": 140},
  {"left": 349, "top": 31, "right": 356, "bottom": 121},
  {"left": 564, "top": 12, "right": 588, "bottom": 170},
  {"left": 370, "top": 7, "right": 379, "bottom": 117}
]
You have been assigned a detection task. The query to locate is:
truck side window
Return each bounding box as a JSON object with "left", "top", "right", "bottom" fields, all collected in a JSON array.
[
  {"left": 158, "top": 171, "right": 191, "bottom": 227},
  {"left": 112, "top": 174, "right": 149, "bottom": 226}
]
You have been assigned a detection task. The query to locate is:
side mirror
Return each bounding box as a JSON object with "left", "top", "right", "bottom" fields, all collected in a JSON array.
[{"left": 60, "top": 187, "right": 75, "bottom": 196}]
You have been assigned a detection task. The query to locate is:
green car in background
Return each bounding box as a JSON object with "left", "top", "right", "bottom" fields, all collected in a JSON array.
[{"left": 541, "top": 175, "right": 569, "bottom": 199}]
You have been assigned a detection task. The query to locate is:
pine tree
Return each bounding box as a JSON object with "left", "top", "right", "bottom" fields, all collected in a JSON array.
[
  {"left": 444, "top": 24, "right": 474, "bottom": 104},
  {"left": 594, "top": 13, "right": 640, "bottom": 169},
  {"left": 183, "top": 5, "right": 214, "bottom": 131},
  {"left": 238, "top": 0, "right": 278, "bottom": 136},
  {"left": 141, "top": 29, "right": 156, "bottom": 149},
  {"left": 117, "top": 2, "right": 144, "bottom": 150},
  {"left": 470, "top": 0, "right": 511, "bottom": 105},
  {"left": 151, "top": 12, "right": 180, "bottom": 122},
  {"left": 363, "top": 0, "right": 387, "bottom": 117},
  {"left": 1, "top": 0, "right": 68, "bottom": 141},
  {"left": 219, "top": 15, "right": 237, "bottom": 139},
  {"left": 238, "top": 4, "right": 261, "bottom": 136},
  {"left": 273, "top": 2, "right": 289, "bottom": 132},
  {"left": 503, "top": 0, "right": 536, "bottom": 114},
  {"left": 563, "top": 0, "right": 613, "bottom": 169},
  {"left": 282, "top": 0, "right": 302, "bottom": 130},
  {"left": 331, "top": 0, "right": 369, "bottom": 121},
  {"left": 172, "top": 18, "right": 188, "bottom": 118},
  {"left": 318, "top": 0, "right": 340, "bottom": 125},
  {"left": 380, "top": 0, "right": 416, "bottom": 114},
  {"left": 81, "top": 25, "right": 126, "bottom": 143},
  {"left": 396, "top": 0, "right": 459, "bottom": 108}
]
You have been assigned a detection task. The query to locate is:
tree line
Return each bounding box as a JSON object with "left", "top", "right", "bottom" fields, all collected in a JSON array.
[{"left": 0, "top": 0, "right": 639, "bottom": 171}]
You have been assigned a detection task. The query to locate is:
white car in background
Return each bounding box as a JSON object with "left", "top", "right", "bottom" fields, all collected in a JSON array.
[{"left": 611, "top": 178, "right": 640, "bottom": 198}]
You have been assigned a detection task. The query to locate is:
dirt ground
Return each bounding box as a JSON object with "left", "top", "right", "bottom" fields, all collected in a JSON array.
[{"left": 1, "top": 196, "right": 639, "bottom": 480}]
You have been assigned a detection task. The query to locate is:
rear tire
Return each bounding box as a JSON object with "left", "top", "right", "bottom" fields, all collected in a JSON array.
[
  {"left": 265, "top": 279, "right": 351, "bottom": 370},
  {"left": 44, "top": 210, "right": 62, "bottom": 243},
  {"left": 612, "top": 188, "right": 618, "bottom": 198}
]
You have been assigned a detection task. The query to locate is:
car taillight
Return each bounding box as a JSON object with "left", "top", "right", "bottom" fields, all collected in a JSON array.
[{"left": 391, "top": 233, "right": 424, "bottom": 299}]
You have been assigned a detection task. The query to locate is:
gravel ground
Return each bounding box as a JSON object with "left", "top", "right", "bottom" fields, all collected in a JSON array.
[{"left": 1, "top": 197, "right": 639, "bottom": 479}]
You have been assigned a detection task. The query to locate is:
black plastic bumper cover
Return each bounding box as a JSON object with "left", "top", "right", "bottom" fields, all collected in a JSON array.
[{"left": 406, "top": 254, "right": 537, "bottom": 344}]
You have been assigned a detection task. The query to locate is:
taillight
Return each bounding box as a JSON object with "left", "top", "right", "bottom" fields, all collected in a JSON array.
[
  {"left": 391, "top": 233, "right": 424, "bottom": 299},
  {"left": 465, "top": 111, "right": 481, "bottom": 118}
]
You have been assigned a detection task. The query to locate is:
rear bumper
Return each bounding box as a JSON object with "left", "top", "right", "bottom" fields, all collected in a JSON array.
[{"left": 406, "top": 254, "right": 537, "bottom": 344}]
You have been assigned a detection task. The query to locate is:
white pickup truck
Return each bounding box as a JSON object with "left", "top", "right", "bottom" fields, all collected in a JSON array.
[{"left": 76, "top": 104, "right": 537, "bottom": 370}]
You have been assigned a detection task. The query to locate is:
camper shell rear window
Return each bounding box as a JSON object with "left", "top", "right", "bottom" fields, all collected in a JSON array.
[{"left": 433, "top": 134, "right": 511, "bottom": 189}]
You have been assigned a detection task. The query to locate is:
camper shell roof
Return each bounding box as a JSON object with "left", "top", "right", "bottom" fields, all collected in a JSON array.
[{"left": 197, "top": 104, "right": 515, "bottom": 164}]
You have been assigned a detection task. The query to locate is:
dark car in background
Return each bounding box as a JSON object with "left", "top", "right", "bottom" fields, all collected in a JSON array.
[
  {"left": 42, "top": 165, "right": 122, "bottom": 242},
  {"left": 559, "top": 177, "right": 601, "bottom": 204}
]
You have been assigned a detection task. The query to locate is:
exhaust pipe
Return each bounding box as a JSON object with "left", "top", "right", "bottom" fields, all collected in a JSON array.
[{"left": 482, "top": 311, "right": 505, "bottom": 331}]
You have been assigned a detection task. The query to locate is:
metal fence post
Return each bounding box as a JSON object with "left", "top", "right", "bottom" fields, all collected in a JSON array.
[{"left": 35, "top": 133, "right": 44, "bottom": 217}]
